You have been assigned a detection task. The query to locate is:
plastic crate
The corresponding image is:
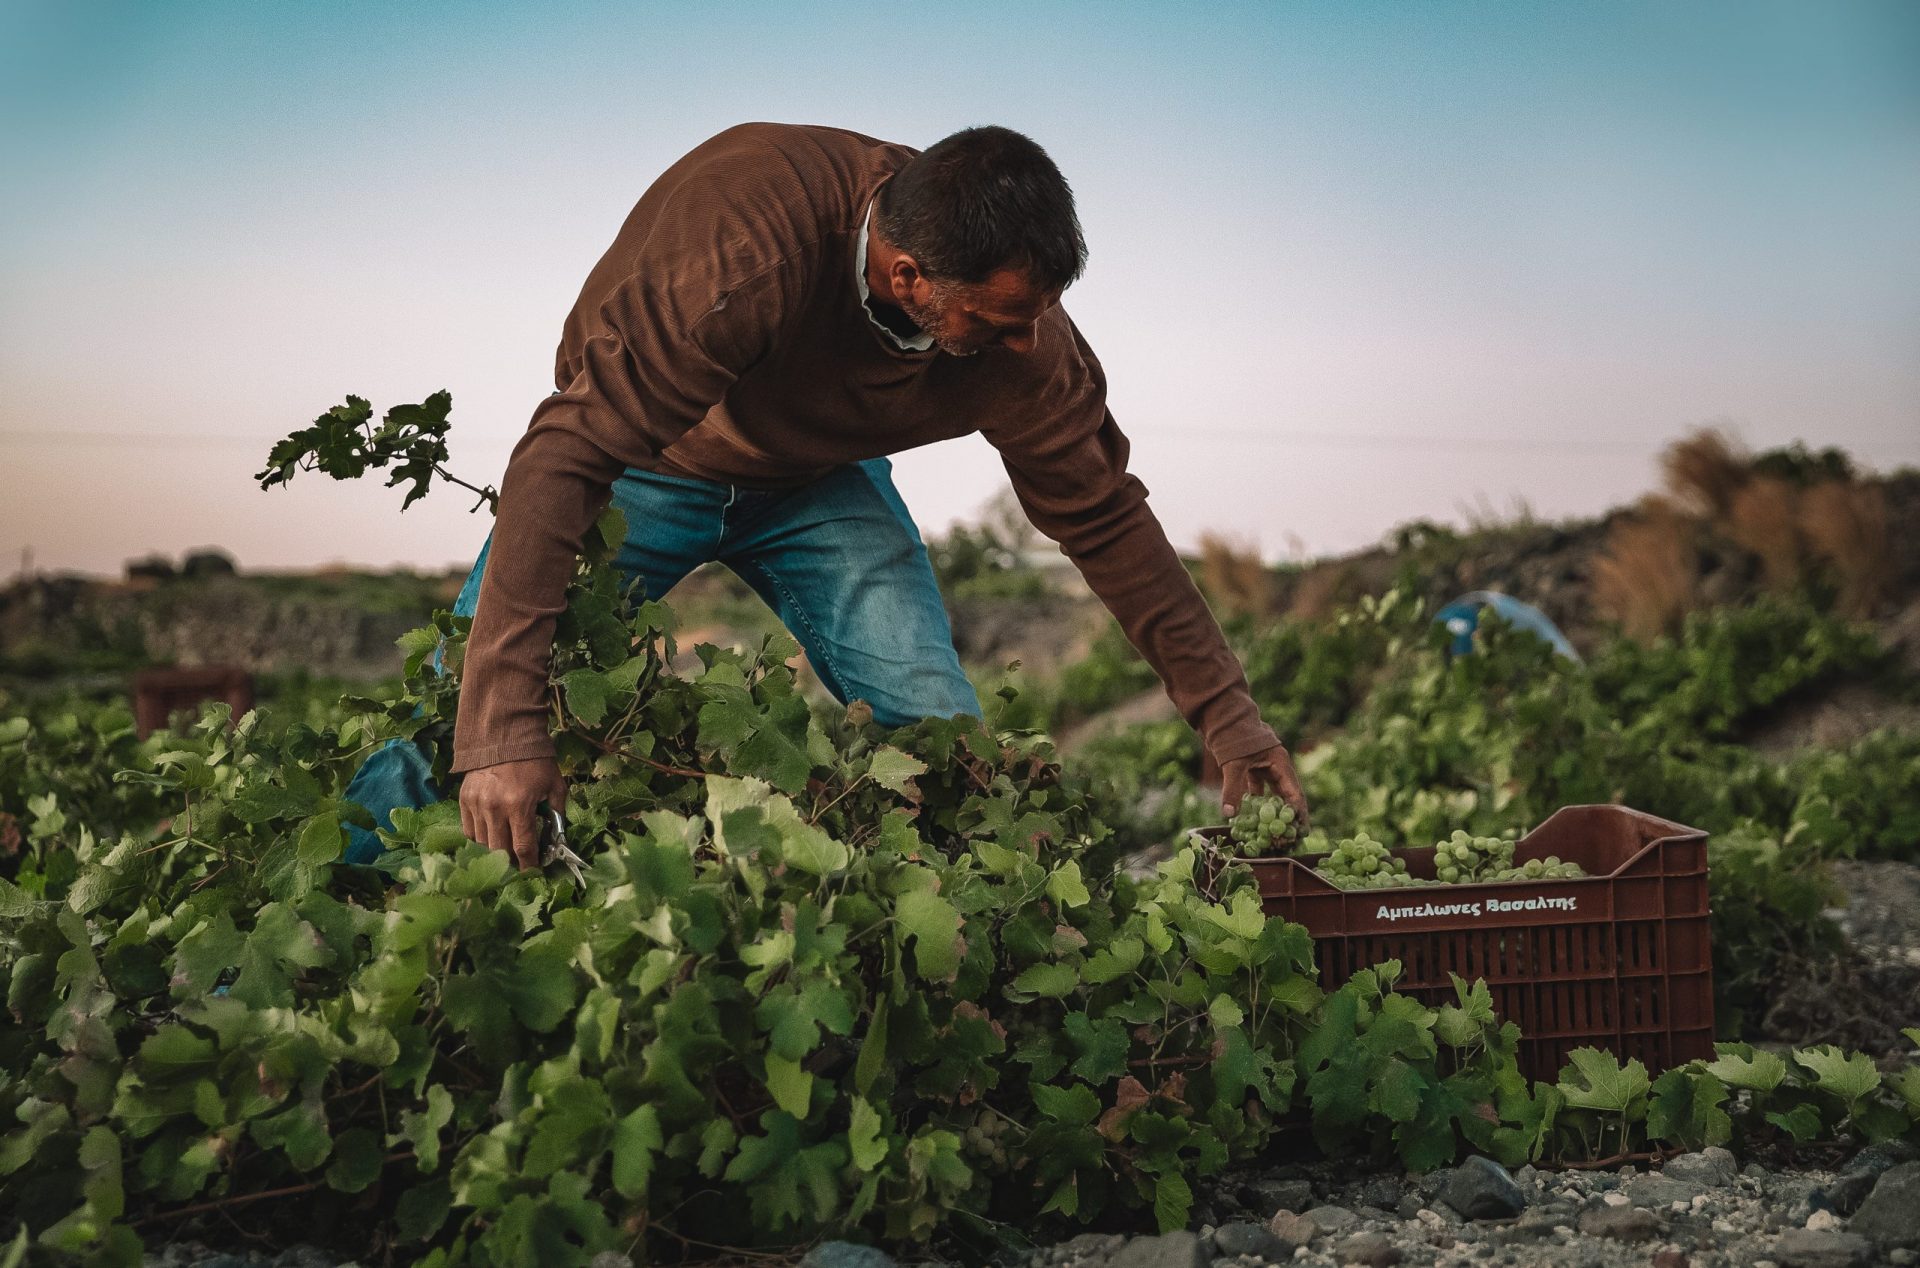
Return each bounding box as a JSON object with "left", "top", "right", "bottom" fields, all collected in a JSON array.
[
  {"left": 132, "top": 665, "right": 254, "bottom": 739},
  {"left": 1220, "top": 805, "right": 1714, "bottom": 1082}
]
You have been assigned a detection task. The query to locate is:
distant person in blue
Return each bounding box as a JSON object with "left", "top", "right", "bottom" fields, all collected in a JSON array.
[{"left": 1434, "top": 591, "right": 1580, "bottom": 662}]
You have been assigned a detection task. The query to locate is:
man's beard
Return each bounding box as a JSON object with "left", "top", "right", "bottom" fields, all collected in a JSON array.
[{"left": 899, "top": 287, "right": 983, "bottom": 357}]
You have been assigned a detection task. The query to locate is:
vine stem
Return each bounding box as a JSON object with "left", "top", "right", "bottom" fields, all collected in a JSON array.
[
  {"left": 134, "top": 1153, "right": 415, "bottom": 1225},
  {"left": 572, "top": 727, "right": 708, "bottom": 780},
  {"left": 807, "top": 774, "right": 868, "bottom": 827}
]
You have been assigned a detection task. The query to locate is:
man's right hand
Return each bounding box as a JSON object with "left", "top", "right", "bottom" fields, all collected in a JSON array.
[{"left": 458, "top": 756, "right": 569, "bottom": 871}]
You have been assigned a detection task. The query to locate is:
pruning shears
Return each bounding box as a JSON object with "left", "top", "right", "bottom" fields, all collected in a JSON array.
[{"left": 539, "top": 803, "right": 589, "bottom": 886}]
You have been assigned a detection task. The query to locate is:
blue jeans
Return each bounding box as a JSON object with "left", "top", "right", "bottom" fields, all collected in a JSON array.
[{"left": 341, "top": 457, "right": 979, "bottom": 862}]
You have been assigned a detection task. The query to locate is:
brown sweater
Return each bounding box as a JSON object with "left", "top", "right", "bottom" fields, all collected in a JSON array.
[{"left": 452, "top": 123, "right": 1279, "bottom": 773}]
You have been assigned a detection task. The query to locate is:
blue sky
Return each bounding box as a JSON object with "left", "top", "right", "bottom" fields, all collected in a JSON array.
[{"left": 2, "top": 1, "right": 1916, "bottom": 574}]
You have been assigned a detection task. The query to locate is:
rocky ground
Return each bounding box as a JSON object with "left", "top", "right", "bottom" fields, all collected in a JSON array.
[{"left": 141, "top": 1145, "right": 1920, "bottom": 1268}]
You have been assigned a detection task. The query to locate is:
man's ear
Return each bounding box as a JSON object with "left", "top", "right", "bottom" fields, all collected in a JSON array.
[{"left": 884, "top": 254, "right": 926, "bottom": 307}]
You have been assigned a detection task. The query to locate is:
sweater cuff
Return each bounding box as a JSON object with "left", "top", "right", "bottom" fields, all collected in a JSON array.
[
  {"left": 450, "top": 733, "right": 556, "bottom": 776},
  {"left": 1206, "top": 717, "right": 1283, "bottom": 765}
]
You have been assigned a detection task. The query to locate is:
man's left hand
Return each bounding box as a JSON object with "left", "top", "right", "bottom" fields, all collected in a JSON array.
[{"left": 1220, "top": 743, "right": 1310, "bottom": 830}]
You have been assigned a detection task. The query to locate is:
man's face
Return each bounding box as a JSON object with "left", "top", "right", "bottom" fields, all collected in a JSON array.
[{"left": 899, "top": 267, "right": 1060, "bottom": 358}]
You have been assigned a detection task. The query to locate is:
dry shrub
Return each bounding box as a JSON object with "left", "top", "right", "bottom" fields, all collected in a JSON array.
[
  {"left": 1285, "top": 564, "right": 1345, "bottom": 623},
  {"left": 1198, "top": 532, "right": 1273, "bottom": 619},
  {"left": 1725, "top": 475, "right": 1803, "bottom": 591},
  {"left": 1662, "top": 427, "right": 1751, "bottom": 519},
  {"left": 1799, "top": 480, "right": 1894, "bottom": 616},
  {"left": 1592, "top": 497, "right": 1700, "bottom": 641}
]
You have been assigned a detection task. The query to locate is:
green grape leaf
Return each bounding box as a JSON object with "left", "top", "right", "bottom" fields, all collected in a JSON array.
[
  {"left": 1647, "top": 1068, "right": 1732, "bottom": 1149},
  {"left": 1009, "top": 963, "right": 1080, "bottom": 1000},
  {"left": 1046, "top": 861, "right": 1092, "bottom": 909},
  {"left": 611, "top": 1105, "right": 664, "bottom": 1199},
  {"left": 894, "top": 887, "right": 964, "bottom": 982},
  {"left": 764, "top": 1054, "right": 814, "bottom": 1119},
  {"left": 847, "top": 1097, "right": 887, "bottom": 1172},
  {"left": 1063, "top": 1012, "right": 1129, "bottom": 1083},
  {"left": 1766, "top": 1101, "right": 1824, "bottom": 1142},
  {"left": 866, "top": 746, "right": 929, "bottom": 798},
  {"left": 1793, "top": 1045, "right": 1881, "bottom": 1104},
  {"left": 1556, "top": 1048, "right": 1650, "bottom": 1115},
  {"left": 1705, "top": 1045, "right": 1789, "bottom": 1093},
  {"left": 1154, "top": 1172, "right": 1192, "bottom": 1234}
]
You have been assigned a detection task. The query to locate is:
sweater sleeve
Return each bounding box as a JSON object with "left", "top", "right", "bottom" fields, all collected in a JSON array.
[
  {"left": 983, "top": 318, "right": 1280, "bottom": 763},
  {"left": 451, "top": 267, "right": 786, "bottom": 774}
]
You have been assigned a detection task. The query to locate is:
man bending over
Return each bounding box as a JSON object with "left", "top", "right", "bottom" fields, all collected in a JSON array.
[{"left": 448, "top": 122, "right": 1309, "bottom": 866}]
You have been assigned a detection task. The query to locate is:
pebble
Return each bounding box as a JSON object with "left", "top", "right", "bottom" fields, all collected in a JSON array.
[
  {"left": 1247, "top": 1177, "right": 1316, "bottom": 1214},
  {"left": 1652, "top": 1250, "right": 1691, "bottom": 1268},
  {"left": 1576, "top": 1205, "right": 1663, "bottom": 1242},
  {"left": 1437, "top": 1156, "right": 1529, "bottom": 1221},
  {"left": 1265, "top": 1210, "right": 1317, "bottom": 1250},
  {"left": 1770, "top": 1228, "right": 1873, "bottom": 1268},
  {"left": 1211, "top": 1222, "right": 1289, "bottom": 1261},
  {"left": 1106, "top": 1231, "right": 1208, "bottom": 1268},
  {"left": 796, "top": 1244, "right": 896, "bottom": 1268},
  {"left": 1304, "top": 1205, "right": 1357, "bottom": 1236},
  {"left": 1663, "top": 1146, "right": 1739, "bottom": 1188},
  {"left": 1624, "top": 1175, "right": 1699, "bottom": 1209},
  {"left": 1805, "top": 1209, "right": 1843, "bottom": 1232},
  {"left": 1332, "top": 1232, "right": 1402, "bottom": 1267},
  {"left": 1355, "top": 1176, "right": 1403, "bottom": 1212},
  {"left": 1602, "top": 1192, "right": 1630, "bottom": 1207}
]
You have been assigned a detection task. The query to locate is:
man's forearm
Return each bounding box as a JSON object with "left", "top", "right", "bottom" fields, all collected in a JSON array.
[
  {"left": 451, "top": 422, "right": 622, "bottom": 775},
  {"left": 1032, "top": 475, "right": 1277, "bottom": 761}
]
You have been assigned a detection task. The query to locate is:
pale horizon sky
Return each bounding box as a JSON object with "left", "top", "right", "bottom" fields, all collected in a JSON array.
[{"left": 3, "top": 1, "right": 1917, "bottom": 579}]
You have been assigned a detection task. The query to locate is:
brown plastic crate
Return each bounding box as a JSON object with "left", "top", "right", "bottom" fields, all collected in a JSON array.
[
  {"left": 132, "top": 665, "right": 254, "bottom": 739},
  {"left": 1218, "top": 805, "right": 1714, "bottom": 1082}
]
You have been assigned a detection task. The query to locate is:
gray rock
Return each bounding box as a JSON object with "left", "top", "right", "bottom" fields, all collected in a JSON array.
[
  {"left": 1305, "top": 1205, "right": 1358, "bottom": 1236},
  {"left": 1576, "top": 1205, "right": 1664, "bottom": 1242},
  {"left": 1771, "top": 1228, "right": 1873, "bottom": 1268},
  {"left": 273, "top": 1250, "right": 333, "bottom": 1268},
  {"left": 1211, "top": 1222, "right": 1289, "bottom": 1261},
  {"left": 1333, "top": 1232, "right": 1403, "bottom": 1267},
  {"left": 1831, "top": 1142, "right": 1920, "bottom": 1215},
  {"left": 797, "top": 1244, "right": 897, "bottom": 1268},
  {"left": 1785, "top": 1188, "right": 1838, "bottom": 1229},
  {"left": 1852, "top": 1162, "right": 1920, "bottom": 1248},
  {"left": 1395, "top": 1194, "right": 1425, "bottom": 1220},
  {"left": 1058, "top": 1232, "right": 1123, "bottom": 1263},
  {"left": 1663, "top": 1146, "right": 1739, "bottom": 1188},
  {"left": 1247, "top": 1178, "right": 1316, "bottom": 1214},
  {"left": 1106, "top": 1231, "right": 1208, "bottom": 1268},
  {"left": 1356, "top": 1175, "right": 1404, "bottom": 1211},
  {"left": 1624, "top": 1175, "right": 1700, "bottom": 1209},
  {"left": 1491, "top": 1207, "right": 1577, "bottom": 1245},
  {"left": 1265, "top": 1210, "right": 1317, "bottom": 1250},
  {"left": 1439, "top": 1156, "right": 1529, "bottom": 1220}
]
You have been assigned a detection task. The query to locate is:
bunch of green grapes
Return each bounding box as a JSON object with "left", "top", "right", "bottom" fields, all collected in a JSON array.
[
  {"left": 1432, "top": 830, "right": 1515, "bottom": 883},
  {"left": 1226, "top": 793, "right": 1302, "bottom": 857},
  {"left": 1489, "top": 855, "right": 1587, "bottom": 882},
  {"left": 1315, "top": 832, "right": 1422, "bottom": 890},
  {"left": 962, "top": 1107, "right": 1014, "bottom": 1169}
]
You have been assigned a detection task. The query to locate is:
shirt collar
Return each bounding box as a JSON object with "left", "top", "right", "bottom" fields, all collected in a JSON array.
[{"left": 856, "top": 201, "right": 935, "bottom": 353}]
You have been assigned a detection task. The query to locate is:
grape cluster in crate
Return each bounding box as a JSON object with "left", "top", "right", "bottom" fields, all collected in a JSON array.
[{"left": 1222, "top": 798, "right": 1587, "bottom": 890}]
